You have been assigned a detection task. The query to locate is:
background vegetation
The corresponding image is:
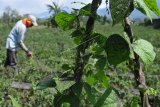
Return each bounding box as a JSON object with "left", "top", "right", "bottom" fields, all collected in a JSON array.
[
  {"left": 0, "top": 21, "right": 160, "bottom": 106},
  {"left": 0, "top": 1, "right": 160, "bottom": 106}
]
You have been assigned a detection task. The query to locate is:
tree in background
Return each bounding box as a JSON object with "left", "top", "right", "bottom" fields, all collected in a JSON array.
[
  {"left": 46, "top": 1, "right": 67, "bottom": 27},
  {"left": 10, "top": 9, "right": 21, "bottom": 23},
  {"left": 2, "top": 6, "right": 21, "bottom": 26},
  {"left": 2, "top": 6, "right": 12, "bottom": 26}
]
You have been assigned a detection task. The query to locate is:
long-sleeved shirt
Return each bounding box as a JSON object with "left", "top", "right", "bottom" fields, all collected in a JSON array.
[{"left": 6, "top": 20, "right": 29, "bottom": 52}]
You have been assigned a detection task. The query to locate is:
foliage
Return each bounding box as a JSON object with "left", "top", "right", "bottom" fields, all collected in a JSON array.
[
  {"left": 130, "top": 97, "right": 139, "bottom": 107},
  {"left": 145, "top": 87, "right": 158, "bottom": 96},
  {"left": 0, "top": 22, "right": 160, "bottom": 107},
  {"left": 94, "top": 88, "right": 121, "bottom": 107},
  {"left": 0, "top": 0, "right": 160, "bottom": 106},
  {"left": 53, "top": 0, "right": 159, "bottom": 106},
  {"left": 134, "top": 0, "right": 153, "bottom": 20},
  {"left": 0, "top": 26, "right": 75, "bottom": 106},
  {"left": 55, "top": 12, "right": 76, "bottom": 30},
  {"left": 36, "top": 77, "right": 57, "bottom": 90},
  {"left": 132, "top": 39, "right": 156, "bottom": 65},
  {"left": 79, "top": 4, "right": 92, "bottom": 16},
  {"left": 49, "top": 0, "right": 160, "bottom": 106},
  {"left": 1, "top": 6, "right": 21, "bottom": 25},
  {"left": 110, "top": 0, "right": 134, "bottom": 25},
  {"left": 104, "top": 34, "right": 130, "bottom": 65},
  {"left": 9, "top": 95, "right": 21, "bottom": 107},
  {"left": 143, "top": 0, "right": 160, "bottom": 16},
  {"left": 46, "top": 1, "right": 67, "bottom": 28}
]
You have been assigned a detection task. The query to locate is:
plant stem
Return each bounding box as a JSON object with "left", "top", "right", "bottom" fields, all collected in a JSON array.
[
  {"left": 73, "top": 0, "right": 102, "bottom": 82},
  {"left": 124, "top": 17, "right": 151, "bottom": 107}
]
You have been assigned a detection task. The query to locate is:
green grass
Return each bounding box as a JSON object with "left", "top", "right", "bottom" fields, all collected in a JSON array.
[
  {"left": 0, "top": 23, "right": 160, "bottom": 106},
  {"left": 0, "top": 25, "right": 76, "bottom": 106}
]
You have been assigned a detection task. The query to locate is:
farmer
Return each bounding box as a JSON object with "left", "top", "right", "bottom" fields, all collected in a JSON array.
[{"left": 4, "top": 14, "right": 38, "bottom": 70}]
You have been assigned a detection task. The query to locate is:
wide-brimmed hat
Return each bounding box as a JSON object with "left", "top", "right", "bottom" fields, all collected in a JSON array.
[{"left": 28, "top": 15, "right": 38, "bottom": 26}]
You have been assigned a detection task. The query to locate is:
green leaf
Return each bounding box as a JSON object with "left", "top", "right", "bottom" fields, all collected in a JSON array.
[
  {"left": 55, "top": 12, "right": 76, "bottom": 30},
  {"left": 132, "top": 39, "right": 156, "bottom": 65},
  {"left": 36, "top": 78, "right": 56, "bottom": 90},
  {"left": 131, "top": 97, "right": 139, "bottom": 107},
  {"left": 123, "top": 32, "right": 135, "bottom": 59},
  {"left": 54, "top": 91, "right": 80, "bottom": 107},
  {"left": 79, "top": 4, "right": 91, "bottom": 16},
  {"left": 110, "top": 0, "right": 134, "bottom": 25},
  {"left": 71, "top": 27, "right": 85, "bottom": 37},
  {"left": 56, "top": 80, "right": 75, "bottom": 93},
  {"left": 71, "top": 82, "right": 83, "bottom": 97},
  {"left": 73, "top": 36, "right": 82, "bottom": 45},
  {"left": 94, "top": 88, "right": 120, "bottom": 107},
  {"left": 86, "top": 74, "right": 96, "bottom": 85},
  {"left": 84, "top": 83, "right": 96, "bottom": 104},
  {"left": 89, "top": 33, "right": 106, "bottom": 56},
  {"left": 53, "top": 82, "right": 82, "bottom": 107},
  {"left": 89, "top": 44, "right": 104, "bottom": 56},
  {"left": 9, "top": 95, "right": 21, "bottom": 107},
  {"left": 62, "top": 64, "right": 71, "bottom": 70},
  {"left": 71, "top": 28, "right": 85, "bottom": 45},
  {"left": 105, "top": 34, "right": 130, "bottom": 65},
  {"left": 95, "top": 56, "right": 107, "bottom": 71},
  {"left": 134, "top": 0, "right": 153, "bottom": 20},
  {"left": 144, "top": 0, "right": 160, "bottom": 16},
  {"left": 95, "top": 70, "right": 110, "bottom": 88},
  {"left": 92, "top": 33, "right": 107, "bottom": 47}
]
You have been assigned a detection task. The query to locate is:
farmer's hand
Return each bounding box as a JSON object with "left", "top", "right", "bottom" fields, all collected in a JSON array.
[{"left": 26, "top": 51, "right": 32, "bottom": 57}]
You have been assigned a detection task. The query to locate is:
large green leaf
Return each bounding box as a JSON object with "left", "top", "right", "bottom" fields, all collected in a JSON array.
[
  {"left": 36, "top": 78, "right": 56, "bottom": 90},
  {"left": 53, "top": 82, "right": 82, "bottom": 107},
  {"left": 110, "top": 0, "right": 134, "bottom": 25},
  {"left": 104, "top": 34, "right": 130, "bottom": 65},
  {"left": 79, "top": 4, "right": 91, "bottom": 16},
  {"left": 94, "top": 88, "right": 121, "bottom": 107},
  {"left": 134, "top": 0, "right": 153, "bottom": 20},
  {"left": 55, "top": 80, "right": 75, "bottom": 93},
  {"left": 144, "top": 0, "right": 160, "bottom": 16},
  {"left": 9, "top": 95, "right": 21, "bottom": 107},
  {"left": 132, "top": 39, "right": 156, "bottom": 65},
  {"left": 55, "top": 12, "right": 76, "bottom": 30}
]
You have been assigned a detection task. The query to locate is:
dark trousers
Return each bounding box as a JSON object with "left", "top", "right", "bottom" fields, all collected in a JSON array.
[{"left": 4, "top": 49, "right": 17, "bottom": 68}]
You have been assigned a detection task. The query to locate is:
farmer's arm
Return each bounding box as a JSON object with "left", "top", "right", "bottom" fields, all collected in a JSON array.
[
  {"left": 19, "top": 34, "right": 32, "bottom": 57},
  {"left": 19, "top": 41, "right": 29, "bottom": 53}
]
